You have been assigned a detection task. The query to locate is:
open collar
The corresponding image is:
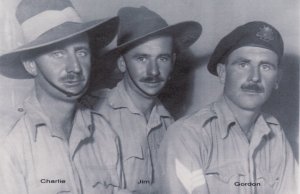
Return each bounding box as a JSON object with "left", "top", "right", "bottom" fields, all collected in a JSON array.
[
  {"left": 213, "top": 96, "right": 278, "bottom": 139},
  {"left": 108, "top": 80, "right": 172, "bottom": 118},
  {"left": 24, "top": 93, "right": 93, "bottom": 145},
  {"left": 213, "top": 97, "right": 237, "bottom": 139}
]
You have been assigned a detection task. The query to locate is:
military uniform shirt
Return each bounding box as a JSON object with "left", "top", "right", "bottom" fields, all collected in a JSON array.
[
  {"left": 159, "top": 97, "right": 297, "bottom": 194},
  {"left": 0, "top": 94, "right": 122, "bottom": 194},
  {"left": 93, "top": 80, "right": 174, "bottom": 194}
]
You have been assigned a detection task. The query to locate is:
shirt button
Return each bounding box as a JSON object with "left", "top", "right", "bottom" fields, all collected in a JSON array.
[
  {"left": 88, "top": 125, "right": 93, "bottom": 132},
  {"left": 18, "top": 107, "right": 24, "bottom": 112}
]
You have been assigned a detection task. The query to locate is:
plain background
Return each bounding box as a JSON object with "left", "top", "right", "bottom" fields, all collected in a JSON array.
[{"left": 0, "top": 0, "right": 299, "bottom": 159}]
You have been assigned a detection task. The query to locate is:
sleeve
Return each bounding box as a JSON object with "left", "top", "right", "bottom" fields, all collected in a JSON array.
[
  {"left": 158, "top": 120, "right": 212, "bottom": 194},
  {"left": 0, "top": 145, "right": 28, "bottom": 194},
  {"left": 275, "top": 130, "right": 298, "bottom": 194}
]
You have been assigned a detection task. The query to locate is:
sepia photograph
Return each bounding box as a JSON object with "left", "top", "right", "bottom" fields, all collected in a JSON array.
[{"left": 0, "top": 0, "right": 299, "bottom": 193}]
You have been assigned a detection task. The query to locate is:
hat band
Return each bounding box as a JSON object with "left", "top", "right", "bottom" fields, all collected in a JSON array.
[{"left": 21, "top": 7, "right": 82, "bottom": 43}]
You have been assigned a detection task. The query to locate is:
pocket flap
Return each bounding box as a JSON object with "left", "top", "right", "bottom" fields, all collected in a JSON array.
[
  {"left": 257, "top": 167, "right": 279, "bottom": 187},
  {"left": 124, "top": 144, "right": 144, "bottom": 160},
  {"left": 89, "top": 166, "right": 120, "bottom": 188},
  {"left": 206, "top": 161, "right": 246, "bottom": 183}
]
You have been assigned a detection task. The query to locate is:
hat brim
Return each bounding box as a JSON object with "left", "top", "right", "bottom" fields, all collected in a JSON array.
[
  {"left": 0, "top": 17, "right": 118, "bottom": 79},
  {"left": 108, "top": 21, "right": 202, "bottom": 56}
]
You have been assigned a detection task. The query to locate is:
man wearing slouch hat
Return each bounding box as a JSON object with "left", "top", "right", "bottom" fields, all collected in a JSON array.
[
  {"left": 0, "top": 0, "right": 131, "bottom": 193},
  {"left": 87, "top": 6, "right": 202, "bottom": 194}
]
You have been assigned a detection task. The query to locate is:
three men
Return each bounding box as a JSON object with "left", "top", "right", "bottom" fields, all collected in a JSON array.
[
  {"left": 0, "top": 0, "right": 129, "bottom": 193},
  {"left": 160, "top": 21, "right": 297, "bottom": 194},
  {"left": 90, "top": 6, "right": 201, "bottom": 193}
]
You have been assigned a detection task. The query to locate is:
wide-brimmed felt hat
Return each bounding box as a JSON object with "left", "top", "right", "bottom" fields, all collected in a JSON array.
[
  {"left": 0, "top": 0, "right": 119, "bottom": 79},
  {"left": 108, "top": 6, "right": 202, "bottom": 55},
  {"left": 207, "top": 21, "right": 284, "bottom": 76}
]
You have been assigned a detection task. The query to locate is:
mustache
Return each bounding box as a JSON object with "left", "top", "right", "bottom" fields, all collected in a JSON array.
[
  {"left": 139, "top": 76, "right": 164, "bottom": 83},
  {"left": 241, "top": 83, "right": 265, "bottom": 93},
  {"left": 60, "top": 73, "right": 84, "bottom": 82}
]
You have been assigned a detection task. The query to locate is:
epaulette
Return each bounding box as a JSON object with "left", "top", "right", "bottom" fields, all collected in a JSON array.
[
  {"left": 0, "top": 106, "right": 25, "bottom": 139},
  {"left": 180, "top": 105, "right": 217, "bottom": 131}
]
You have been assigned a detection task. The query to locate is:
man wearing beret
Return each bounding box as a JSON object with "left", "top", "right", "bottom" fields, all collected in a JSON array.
[
  {"left": 88, "top": 6, "right": 201, "bottom": 193},
  {"left": 159, "top": 21, "right": 297, "bottom": 194},
  {"left": 0, "top": 0, "right": 132, "bottom": 193}
]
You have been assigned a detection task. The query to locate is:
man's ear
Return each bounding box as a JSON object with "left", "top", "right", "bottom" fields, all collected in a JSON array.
[
  {"left": 216, "top": 63, "right": 226, "bottom": 84},
  {"left": 22, "top": 59, "right": 38, "bottom": 77},
  {"left": 274, "top": 68, "right": 283, "bottom": 89},
  {"left": 117, "top": 56, "right": 126, "bottom": 73},
  {"left": 172, "top": 53, "right": 176, "bottom": 64}
]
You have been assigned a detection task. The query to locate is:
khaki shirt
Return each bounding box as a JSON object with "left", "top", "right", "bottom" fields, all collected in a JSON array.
[
  {"left": 159, "top": 97, "right": 297, "bottom": 194},
  {"left": 0, "top": 94, "right": 122, "bottom": 194},
  {"left": 93, "top": 80, "right": 174, "bottom": 193}
]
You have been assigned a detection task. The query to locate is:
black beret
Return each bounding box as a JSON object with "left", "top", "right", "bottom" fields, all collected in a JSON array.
[{"left": 207, "top": 21, "right": 284, "bottom": 76}]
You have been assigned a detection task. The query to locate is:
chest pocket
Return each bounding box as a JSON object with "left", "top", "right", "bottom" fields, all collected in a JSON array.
[
  {"left": 123, "top": 143, "right": 144, "bottom": 161},
  {"left": 84, "top": 164, "right": 120, "bottom": 193},
  {"left": 205, "top": 161, "right": 246, "bottom": 183},
  {"left": 256, "top": 167, "right": 279, "bottom": 188}
]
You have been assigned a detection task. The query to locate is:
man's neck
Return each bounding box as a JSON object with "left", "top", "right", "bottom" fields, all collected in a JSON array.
[
  {"left": 36, "top": 90, "right": 77, "bottom": 141},
  {"left": 224, "top": 96, "right": 260, "bottom": 140},
  {"left": 123, "top": 79, "right": 156, "bottom": 122}
]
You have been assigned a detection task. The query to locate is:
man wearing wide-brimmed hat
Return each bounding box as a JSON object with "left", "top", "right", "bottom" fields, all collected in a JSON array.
[
  {"left": 0, "top": 0, "right": 132, "bottom": 193},
  {"left": 89, "top": 6, "right": 201, "bottom": 193},
  {"left": 159, "top": 21, "right": 297, "bottom": 194}
]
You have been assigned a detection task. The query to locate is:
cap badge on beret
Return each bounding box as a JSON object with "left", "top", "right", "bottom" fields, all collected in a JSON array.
[{"left": 256, "top": 25, "right": 274, "bottom": 42}]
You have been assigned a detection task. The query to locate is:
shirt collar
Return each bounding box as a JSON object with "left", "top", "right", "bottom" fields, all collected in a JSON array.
[
  {"left": 108, "top": 80, "right": 172, "bottom": 118},
  {"left": 24, "top": 93, "right": 93, "bottom": 142},
  {"left": 214, "top": 96, "right": 279, "bottom": 139},
  {"left": 24, "top": 94, "right": 51, "bottom": 141},
  {"left": 262, "top": 113, "right": 280, "bottom": 125},
  {"left": 213, "top": 96, "right": 237, "bottom": 139}
]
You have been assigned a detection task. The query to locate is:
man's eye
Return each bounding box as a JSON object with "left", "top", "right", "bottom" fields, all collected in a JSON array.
[
  {"left": 77, "top": 50, "right": 89, "bottom": 57},
  {"left": 136, "top": 56, "right": 147, "bottom": 62},
  {"left": 239, "top": 62, "right": 249, "bottom": 68},
  {"left": 159, "top": 56, "right": 170, "bottom": 62},
  {"left": 51, "top": 51, "right": 64, "bottom": 58},
  {"left": 261, "top": 64, "right": 271, "bottom": 71}
]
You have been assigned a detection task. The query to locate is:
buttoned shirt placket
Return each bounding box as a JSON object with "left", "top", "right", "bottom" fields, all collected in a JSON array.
[
  {"left": 145, "top": 106, "right": 165, "bottom": 184},
  {"left": 229, "top": 117, "right": 271, "bottom": 194},
  {"left": 31, "top": 104, "right": 92, "bottom": 194},
  {"left": 68, "top": 109, "right": 94, "bottom": 194}
]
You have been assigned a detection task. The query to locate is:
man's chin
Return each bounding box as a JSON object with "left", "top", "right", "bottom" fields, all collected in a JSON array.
[
  {"left": 237, "top": 101, "right": 265, "bottom": 112},
  {"left": 141, "top": 84, "right": 165, "bottom": 96},
  {"left": 141, "top": 90, "right": 161, "bottom": 98},
  {"left": 61, "top": 88, "right": 87, "bottom": 99}
]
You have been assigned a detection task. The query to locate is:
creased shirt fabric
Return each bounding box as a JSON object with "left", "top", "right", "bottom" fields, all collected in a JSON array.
[
  {"left": 93, "top": 80, "right": 174, "bottom": 194},
  {"left": 0, "top": 94, "right": 122, "bottom": 194},
  {"left": 159, "top": 97, "right": 297, "bottom": 194},
  {"left": 0, "top": 108, "right": 24, "bottom": 142}
]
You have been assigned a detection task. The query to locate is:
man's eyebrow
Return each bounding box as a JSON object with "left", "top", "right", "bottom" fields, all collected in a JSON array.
[
  {"left": 131, "top": 53, "right": 149, "bottom": 57},
  {"left": 260, "top": 60, "right": 277, "bottom": 67},
  {"left": 231, "top": 57, "right": 251, "bottom": 64},
  {"left": 158, "top": 53, "right": 172, "bottom": 57},
  {"left": 74, "top": 46, "right": 90, "bottom": 51}
]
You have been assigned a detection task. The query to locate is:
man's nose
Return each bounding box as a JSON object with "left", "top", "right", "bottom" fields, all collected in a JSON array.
[
  {"left": 147, "top": 60, "right": 160, "bottom": 76},
  {"left": 66, "top": 53, "right": 81, "bottom": 73},
  {"left": 248, "top": 66, "right": 261, "bottom": 83}
]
